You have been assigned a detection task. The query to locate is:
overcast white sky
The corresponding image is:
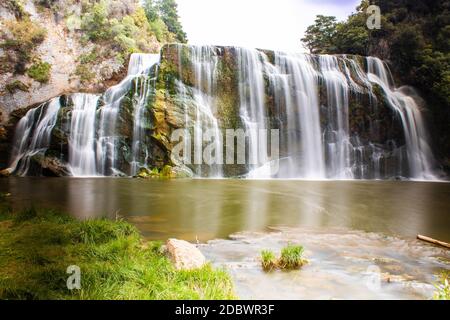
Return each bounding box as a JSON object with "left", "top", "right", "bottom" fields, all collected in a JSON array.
[{"left": 176, "top": 0, "right": 361, "bottom": 52}]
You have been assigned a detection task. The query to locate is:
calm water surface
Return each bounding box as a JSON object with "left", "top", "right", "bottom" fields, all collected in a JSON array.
[{"left": 1, "top": 178, "right": 449, "bottom": 242}]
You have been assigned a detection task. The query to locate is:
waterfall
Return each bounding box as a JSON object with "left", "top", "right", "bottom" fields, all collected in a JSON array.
[
  {"left": 97, "top": 53, "right": 159, "bottom": 176},
  {"left": 7, "top": 45, "right": 440, "bottom": 180},
  {"left": 319, "top": 55, "right": 353, "bottom": 179},
  {"left": 176, "top": 45, "right": 223, "bottom": 177},
  {"left": 130, "top": 54, "right": 160, "bottom": 176},
  {"left": 236, "top": 48, "right": 269, "bottom": 172},
  {"left": 272, "top": 52, "right": 326, "bottom": 179},
  {"left": 366, "top": 57, "right": 437, "bottom": 180},
  {"left": 69, "top": 93, "right": 100, "bottom": 177},
  {"left": 8, "top": 97, "right": 61, "bottom": 176}
]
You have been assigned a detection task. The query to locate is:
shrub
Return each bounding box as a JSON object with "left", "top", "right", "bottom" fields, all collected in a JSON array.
[
  {"left": 80, "top": 1, "right": 111, "bottom": 41},
  {"left": 5, "top": 80, "right": 29, "bottom": 93},
  {"left": 74, "top": 64, "right": 95, "bottom": 83},
  {"left": 27, "top": 61, "right": 51, "bottom": 83}
]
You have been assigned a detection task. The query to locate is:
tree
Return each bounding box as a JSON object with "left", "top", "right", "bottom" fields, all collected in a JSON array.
[
  {"left": 158, "top": 0, "right": 187, "bottom": 43},
  {"left": 301, "top": 15, "right": 338, "bottom": 54},
  {"left": 143, "top": 0, "right": 159, "bottom": 22}
]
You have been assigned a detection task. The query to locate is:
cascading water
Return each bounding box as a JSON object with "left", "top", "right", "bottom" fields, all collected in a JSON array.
[
  {"left": 69, "top": 93, "right": 100, "bottom": 176},
  {"left": 130, "top": 54, "right": 160, "bottom": 176},
  {"left": 366, "top": 57, "right": 437, "bottom": 180},
  {"left": 271, "top": 52, "right": 326, "bottom": 179},
  {"left": 7, "top": 45, "right": 440, "bottom": 180},
  {"left": 8, "top": 97, "right": 61, "bottom": 176},
  {"left": 319, "top": 55, "right": 353, "bottom": 179},
  {"left": 176, "top": 45, "right": 223, "bottom": 177},
  {"left": 97, "top": 53, "right": 160, "bottom": 176},
  {"left": 236, "top": 48, "right": 269, "bottom": 172}
]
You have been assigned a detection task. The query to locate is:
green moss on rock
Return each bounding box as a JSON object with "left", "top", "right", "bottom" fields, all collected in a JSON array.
[{"left": 27, "top": 61, "right": 51, "bottom": 83}]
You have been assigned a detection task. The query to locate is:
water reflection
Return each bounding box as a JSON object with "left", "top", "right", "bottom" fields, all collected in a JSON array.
[{"left": 1, "top": 178, "right": 449, "bottom": 242}]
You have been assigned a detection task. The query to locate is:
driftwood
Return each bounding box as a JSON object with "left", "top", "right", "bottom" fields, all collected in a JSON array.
[{"left": 417, "top": 235, "right": 450, "bottom": 249}]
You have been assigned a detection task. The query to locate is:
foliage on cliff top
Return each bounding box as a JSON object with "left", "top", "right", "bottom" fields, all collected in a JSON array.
[{"left": 0, "top": 203, "right": 234, "bottom": 300}]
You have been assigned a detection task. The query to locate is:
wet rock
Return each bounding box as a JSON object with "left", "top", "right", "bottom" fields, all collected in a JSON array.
[
  {"left": 31, "top": 155, "right": 71, "bottom": 177},
  {"left": 0, "top": 167, "right": 12, "bottom": 177},
  {"left": 166, "top": 238, "right": 206, "bottom": 270}
]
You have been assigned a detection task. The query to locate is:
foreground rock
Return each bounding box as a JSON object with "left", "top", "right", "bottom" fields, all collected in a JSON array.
[
  {"left": 166, "top": 239, "right": 206, "bottom": 270},
  {"left": 0, "top": 168, "right": 12, "bottom": 177}
]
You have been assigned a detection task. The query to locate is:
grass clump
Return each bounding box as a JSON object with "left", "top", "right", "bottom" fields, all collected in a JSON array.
[
  {"left": 260, "top": 244, "right": 308, "bottom": 271},
  {"left": 433, "top": 271, "right": 450, "bottom": 300},
  {"left": 260, "top": 250, "right": 277, "bottom": 271},
  {"left": 27, "top": 61, "right": 51, "bottom": 83},
  {"left": 279, "top": 245, "right": 307, "bottom": 269},
  {"left": 0, "top": 207, "right": 235, "bottom": 300}
]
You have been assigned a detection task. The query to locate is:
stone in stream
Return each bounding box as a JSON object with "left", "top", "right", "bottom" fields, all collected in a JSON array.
[{"left": 166, "top": 239, "right": 206, "bottom": 270}]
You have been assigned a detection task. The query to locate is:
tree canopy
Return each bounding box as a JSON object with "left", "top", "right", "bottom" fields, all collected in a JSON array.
[{"left": 144, "top": 0, "right": 187, "bottom": 43}]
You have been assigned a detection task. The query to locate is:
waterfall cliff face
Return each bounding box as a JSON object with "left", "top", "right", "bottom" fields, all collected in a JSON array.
[{"left": 7, "top": 45, "right": 440, "bottom": 180}]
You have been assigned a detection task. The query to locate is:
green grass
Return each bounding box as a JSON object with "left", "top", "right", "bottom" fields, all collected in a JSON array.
[
  {"left": 279, "top": 244, "right": 307, "bottom": 269},
  {"left": 434, "top": 271, "right": 450, "bottom": 300},
  {"left": 260, "top": 244, "right": 308, "bottom": 271},
  {"left": 0, "top": 205, "right": 235, "bottom": 300},
  {"left": 260, "top": 250, "right": 277, "bottom": 271}
]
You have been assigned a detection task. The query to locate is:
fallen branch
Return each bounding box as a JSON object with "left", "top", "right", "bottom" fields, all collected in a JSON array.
[{"left": 417, "top": 235, "right": 450, "bottom": 249}]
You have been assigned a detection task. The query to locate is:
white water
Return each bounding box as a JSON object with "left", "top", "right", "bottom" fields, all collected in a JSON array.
[
  {"left": 97, "top": 53, "right": 159, "bottom": 176},
  {"left": 69, "top": 93, "right": 100, "bottom": 176},
  {"left": 237, "top": 48, "right": 269, "bottom": 170},
  {"left": 176, "top": 45, "right": 223, "bottom": 177},
  {"left": 130, "top": 54, "right": 160, "bottom": 176},
  {"left": 8, "top": 97, "right": 61, "bottom": 176},
  {"left": 366, "top": 57, "right": 437, "bottom": 180},
  {"left": 272, "top": 52, "right": 326, "bottom": 179}
]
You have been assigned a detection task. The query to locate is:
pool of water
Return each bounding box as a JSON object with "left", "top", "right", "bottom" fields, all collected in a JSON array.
[
  {"left": 1, "top": 178, "right": 449, "bottom": 242},
  {"left": 1, "top": 177, "right": 449, "bottom": 299}
]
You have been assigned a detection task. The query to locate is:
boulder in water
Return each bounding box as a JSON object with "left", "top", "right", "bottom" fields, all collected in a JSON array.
[{"left": 166, "top": 239, "right": 206, "bottom": 270}]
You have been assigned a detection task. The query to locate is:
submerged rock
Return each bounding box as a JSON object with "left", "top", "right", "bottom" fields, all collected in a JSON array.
[{"left": 166, "top": 238, "right": 206, "bottom": 270}]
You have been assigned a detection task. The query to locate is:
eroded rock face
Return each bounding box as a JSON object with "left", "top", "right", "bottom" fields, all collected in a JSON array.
[{"left": 166, "top": 238, "right": 206, "bottom": 270}]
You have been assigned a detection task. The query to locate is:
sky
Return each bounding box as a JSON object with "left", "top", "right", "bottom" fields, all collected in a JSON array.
[{"left": 176, "top": 0, "right": 361, "bottom": 52}]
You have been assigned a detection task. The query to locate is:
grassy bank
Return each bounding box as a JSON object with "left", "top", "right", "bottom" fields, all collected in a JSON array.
[{"left": 0, "top": 197, "right": 234, "bottom": 300}]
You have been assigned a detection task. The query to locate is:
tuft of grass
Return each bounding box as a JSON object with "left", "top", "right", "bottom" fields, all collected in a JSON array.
[
  {"left": 0, "top": 207, "right": 235, "bottom": 300},
  {"left": 434, "top": 271, "right": 450, "bottom": 300},
  {"left": 260, "top": 250, "right": 277, "bottom": 271},
  {"left": 279, "top": 244, "right": 307, "bottom": 269},
  {"left": 260, "top": 244, "right": 308, "bottom": 271}
]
